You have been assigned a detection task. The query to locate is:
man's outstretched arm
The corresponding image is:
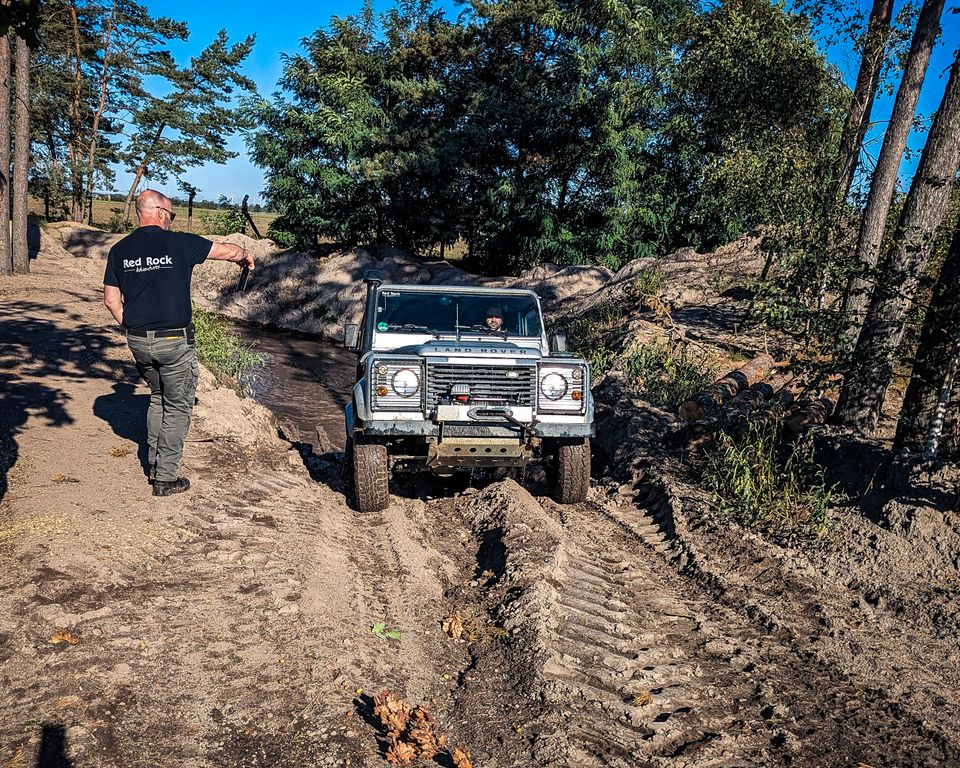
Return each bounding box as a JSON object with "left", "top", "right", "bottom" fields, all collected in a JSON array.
[
  {"left": 103, "top": 285, "right": 124, "bottom": 325},
  {"left": 207, "top": 242, "right": 255, "bottom": 270}
]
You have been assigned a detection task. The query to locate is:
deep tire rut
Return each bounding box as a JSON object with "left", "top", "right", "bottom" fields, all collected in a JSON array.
[{"left": 455, "top": 480, "right": 958, "bottom": 768}]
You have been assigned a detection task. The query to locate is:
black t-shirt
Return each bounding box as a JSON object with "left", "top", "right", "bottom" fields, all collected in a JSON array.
[{"left": 103, "top": 226, "right": 213, "bottom": 331}]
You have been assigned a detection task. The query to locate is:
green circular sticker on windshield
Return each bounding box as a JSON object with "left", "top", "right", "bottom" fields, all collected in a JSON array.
[{"left": 377, "top": 321, "right": 388, "bottom": 332}]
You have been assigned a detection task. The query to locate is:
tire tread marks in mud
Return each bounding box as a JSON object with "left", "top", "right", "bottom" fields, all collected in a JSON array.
[
  {"left": 552, "top": 438, "right": 590, "bottom": 504},
  {"left": 354, "top": 441, "right": 390, "bottom": 513}
]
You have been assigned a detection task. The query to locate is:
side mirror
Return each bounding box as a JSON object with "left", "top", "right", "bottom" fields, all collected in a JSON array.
[
  {"left": 343, "top": 323, "right": 359, "bottom": 350},
  {"left": 549, "top": 331, "right": 567, "bottom": 353}
]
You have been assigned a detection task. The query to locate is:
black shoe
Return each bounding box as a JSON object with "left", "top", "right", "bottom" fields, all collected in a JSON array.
[
  {"left": 153, "top": 477, "right": 190, "bottom": 497},
  {"left": 148, "top": 464, "right": 156, "bottom": 484}
]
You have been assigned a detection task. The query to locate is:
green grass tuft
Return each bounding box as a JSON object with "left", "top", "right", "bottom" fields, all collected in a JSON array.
[
  {"left": 622, "top": 340, "right": 716, "bottom": 405},
  {"left": 701, "top": 420, "right": 833, "bottom": 542},
  {"left": 192, "top": 305, "right": 263, "bottom": 386}
]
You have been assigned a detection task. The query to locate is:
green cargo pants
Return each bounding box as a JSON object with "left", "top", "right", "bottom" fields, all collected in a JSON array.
[{"left": 127, "top": 334, "right": 199, "bottom": 483}]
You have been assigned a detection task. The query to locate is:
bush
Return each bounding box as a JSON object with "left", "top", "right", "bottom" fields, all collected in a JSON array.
[
  {"left": 192, "top": 305, "right": 262, "bottom": 385},
  {"left": 266, "top": 227, "right": 297, "bottom": 248},
  {"left": 701, "top": 421, "right": 833, "bottom": 542},
  {"left": 199, "top": 207, "right": 246, "bottom": 236},
  {"left": 107, "top": 212, "right": 132, "bottom": 234},
  {"left": 562, "top": 309, "right": 620, "bottom": 377},
  {"left": 622, "top": 340, "right": 716, "bottom": 405}
]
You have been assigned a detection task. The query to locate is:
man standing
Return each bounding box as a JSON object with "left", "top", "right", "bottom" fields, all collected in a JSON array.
[{"left": 102, "top": 189, "right": 255, "bottom": 496}]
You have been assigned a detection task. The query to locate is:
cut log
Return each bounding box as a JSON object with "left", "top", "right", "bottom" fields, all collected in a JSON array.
[
  {"left": 785, "top": 398, "right": 835, "bottom": 434},
  {"left": 678, "top": 353, "right": 775, "bottom": 422}
]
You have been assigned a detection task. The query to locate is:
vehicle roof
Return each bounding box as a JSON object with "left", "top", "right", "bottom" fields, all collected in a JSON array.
[{"left": 378, "top": 284, "right": 541, "bottom": 300}]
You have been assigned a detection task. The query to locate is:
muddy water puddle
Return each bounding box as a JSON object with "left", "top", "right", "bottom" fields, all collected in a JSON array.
[{"left": 231, "top": 321, "right": 355, "bottom": 451}]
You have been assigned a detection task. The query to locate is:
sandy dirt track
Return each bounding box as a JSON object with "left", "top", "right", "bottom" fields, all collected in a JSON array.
[{"left": 2, "top": 248, "right": 959, "bottom": 767}]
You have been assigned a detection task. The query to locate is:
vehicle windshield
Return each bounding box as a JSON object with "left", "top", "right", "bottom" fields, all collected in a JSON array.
[{"left": 375, "top": 290, "right": 543, "bottom": 338}]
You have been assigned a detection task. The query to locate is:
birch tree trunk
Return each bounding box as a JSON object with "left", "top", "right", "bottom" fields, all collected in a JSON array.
[
  {"left": 0, "top": 34, "right": 12, "bottom": 277},
  {"left": 11, "top": 32, "right": 30, "bottom": 275},
  {"left": 895, "top": 220, "right": 960, "bottom": 453},
  {"left": 837, "top": 0, "right": 946, "bottom": 352},
  {"left": 838, "top": 50, "right": 960, "bottom": 434}
]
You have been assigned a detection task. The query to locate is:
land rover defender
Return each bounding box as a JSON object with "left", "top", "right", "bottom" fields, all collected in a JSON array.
[{"left": 343, "top": 271, "right": 594, "bottom": 512}]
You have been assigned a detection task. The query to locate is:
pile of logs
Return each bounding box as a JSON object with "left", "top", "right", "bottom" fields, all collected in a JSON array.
[{"left": 672, "top": 353, "right": 835, "bottom": 452}]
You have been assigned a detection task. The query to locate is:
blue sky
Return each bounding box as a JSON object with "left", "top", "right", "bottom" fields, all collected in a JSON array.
[{"left": 121, "top": 0, "right": 960, "bottom": 205}]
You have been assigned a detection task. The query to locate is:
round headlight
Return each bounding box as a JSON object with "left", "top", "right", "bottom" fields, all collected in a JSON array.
[
  {"left": 391, "top": 368, "right": 420, "bottom": 397},
  {"left": 540, "top": 372, "right": 568, "bottom": 400}
]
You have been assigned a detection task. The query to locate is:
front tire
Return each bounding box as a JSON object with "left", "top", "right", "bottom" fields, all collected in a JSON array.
[
  {"left": 353, "top": 441, "right": 390, "bottom": 513},
  {"left": 551, "top": 438, "right": 590, "bottom": 504}
]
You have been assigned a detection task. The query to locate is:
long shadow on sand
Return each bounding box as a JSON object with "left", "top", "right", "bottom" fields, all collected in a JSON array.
[
  {"left": 0, "top": 300, "right": 129, "bottom": 503},
  {"left": 93, "top": 382, "right": 151, "bottom": 477}
]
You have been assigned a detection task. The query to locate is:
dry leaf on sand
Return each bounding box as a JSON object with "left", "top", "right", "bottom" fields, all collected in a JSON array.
[{"left": 50, "top": 629, "right": 80, "bottom": 646}]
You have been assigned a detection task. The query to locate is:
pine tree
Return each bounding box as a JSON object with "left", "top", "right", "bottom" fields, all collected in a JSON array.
[
  {"left": 828, "top": 0, "right": 894, "bottom": 212},
  {"left": 0, "top": 33, "right": 12, "bottom": 277},
  {"left": 896, "top": 217, "right": 960, "bottom": 457},
  {"left": 121, "top": 30, "right": 255, "bottom": 222},
  {"left": 838, "top": 50, "right": 960, "bottom": 434},
  {"left": 11, "top": 30, "right": 31, "bottom": 274},
  {"left": 838, "top": 0, "right": 946, "bottom": 351}
]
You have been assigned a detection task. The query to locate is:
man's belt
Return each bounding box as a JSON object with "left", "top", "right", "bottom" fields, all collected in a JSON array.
[{"left": 125, "top": 326, "right": 190, "bottom": 339}]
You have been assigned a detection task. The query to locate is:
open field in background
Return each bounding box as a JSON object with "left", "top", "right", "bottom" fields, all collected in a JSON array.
[{"left": 28, "top": 197, "right": 279, "bottom": 238}]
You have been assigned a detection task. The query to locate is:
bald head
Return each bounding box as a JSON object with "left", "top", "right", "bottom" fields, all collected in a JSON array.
[{"left": 135, "top": 189, "right": 174, "bottom": 229}]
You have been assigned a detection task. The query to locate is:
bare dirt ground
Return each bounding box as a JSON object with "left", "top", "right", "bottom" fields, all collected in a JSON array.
[{"left": 2, "top": 237, "right": 959, "bottom": 767}]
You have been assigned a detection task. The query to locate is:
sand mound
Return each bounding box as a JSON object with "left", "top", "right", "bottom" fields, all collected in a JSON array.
[{"left": 43, "top": 222, "right": 765, "bottom": 340}]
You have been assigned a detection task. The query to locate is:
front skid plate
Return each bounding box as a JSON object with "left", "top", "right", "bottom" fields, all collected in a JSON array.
[{"left": 426, "top": 437, "right": 534, "bottom": 469}]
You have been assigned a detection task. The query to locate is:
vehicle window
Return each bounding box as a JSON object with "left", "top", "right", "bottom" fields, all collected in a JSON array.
[{"left": 375, "top": 291, "right": 543, "bottom": 337}]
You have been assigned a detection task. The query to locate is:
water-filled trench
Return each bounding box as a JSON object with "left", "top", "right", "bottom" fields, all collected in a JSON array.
[{"left": 230, "top": 321, "right": 355, "bottom": 452}]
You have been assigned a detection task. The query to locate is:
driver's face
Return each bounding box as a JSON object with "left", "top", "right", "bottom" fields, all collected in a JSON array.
[{"left": 485, "top": 315, "right": 502, "bottom": 330}]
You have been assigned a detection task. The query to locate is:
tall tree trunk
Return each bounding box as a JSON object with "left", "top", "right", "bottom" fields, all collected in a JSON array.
[
  {"left": 11, "top": 32, "right": 30, "bottom": 275},
  {"left": 122, "top": 164, "right": 147, "bottom": 223},
  {"left": 828, "top": 0, "right": 895, "bottom": 211},
  {"left": 838, "top": 51, "right": 960, "bottom": 434},
  {"left": 895, "top": 219, "right": 960, "bottom": 453},
  {"left": 941, "top": 363, "right": 960, "bottom": 459},
  {"left": 68, "top": 0, "right": 85, "bottom": 222},
  {"left": 84, "top": 0, "right": 117, "bottom": 226},
  {"left": 837, "top": 0, "right": 946, "bottom": 352},
  {"left": 0, "top": 34, "right": 12, "bottom": 277},
  {"left": 122, "top": 124, "right": 165, "bottom": 223}
]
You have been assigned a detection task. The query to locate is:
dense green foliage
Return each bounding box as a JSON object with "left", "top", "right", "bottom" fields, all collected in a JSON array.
[{"left": 248, "top": 0, "right": 844, "bottom": 273}]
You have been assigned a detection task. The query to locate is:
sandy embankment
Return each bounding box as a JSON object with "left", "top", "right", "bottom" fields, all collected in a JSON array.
[{"left": 44, "top": 222, "right": 767, "bottom": 340}]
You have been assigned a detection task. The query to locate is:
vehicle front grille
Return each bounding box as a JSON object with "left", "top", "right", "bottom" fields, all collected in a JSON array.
[{"left": 426, "top": 363, "right": 536, "bottom": 407}]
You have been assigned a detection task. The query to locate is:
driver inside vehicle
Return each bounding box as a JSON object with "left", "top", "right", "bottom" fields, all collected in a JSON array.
[{"left": 484, "top": 305, "right": 504, "bottom": 332}]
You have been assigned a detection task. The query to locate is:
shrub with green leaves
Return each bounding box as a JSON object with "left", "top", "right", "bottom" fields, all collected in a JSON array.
[
  {"left": 628, "top": 266, "right": 666, "bottom": 299},
  {"left": 192, "top": 305, "right": 262, "bottom": 385},
  {"left": 623, "top": 340, "right": 716, "bottom": 405},
  {"left": 199, "top": 207, "right": 246, "bottom": 236},
  {"left": 701, "top": 421, "right": 833, "bottom": 541}
]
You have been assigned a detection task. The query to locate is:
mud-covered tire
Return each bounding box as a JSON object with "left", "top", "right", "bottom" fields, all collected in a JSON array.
[
  {"left": 551, "top": 438, "right": 590, "bottom": 504},
  {"left": 353, "top": 441, "right": 390, "bottom": 513}
]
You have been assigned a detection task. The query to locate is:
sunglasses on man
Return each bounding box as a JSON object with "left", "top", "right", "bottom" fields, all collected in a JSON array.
[{"left": 155, "top": 205, "right": 176, "bottom": 221}]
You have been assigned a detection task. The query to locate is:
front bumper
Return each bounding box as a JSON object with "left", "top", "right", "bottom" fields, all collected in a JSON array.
[{"left": 359, "top": 419, "right": 594, "bottom": 439}]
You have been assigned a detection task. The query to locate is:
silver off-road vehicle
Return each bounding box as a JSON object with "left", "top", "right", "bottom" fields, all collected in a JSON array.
[{"left": 343, "top": 271, "right": 594, "bottom": 512}]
